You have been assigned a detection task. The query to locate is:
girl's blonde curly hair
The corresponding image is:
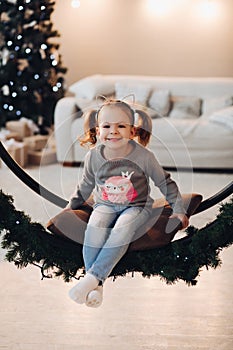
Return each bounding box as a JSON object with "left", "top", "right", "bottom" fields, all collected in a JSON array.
[{"left": 79, "top": 98, "right": 152, "bottom": 147}]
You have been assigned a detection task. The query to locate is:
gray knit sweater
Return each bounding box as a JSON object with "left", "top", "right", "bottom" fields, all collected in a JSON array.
[{"left": 69, "top": 141, "right": 186, "bottom": 214}]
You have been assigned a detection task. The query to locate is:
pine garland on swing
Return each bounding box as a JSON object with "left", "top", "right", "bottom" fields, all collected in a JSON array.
[
  {"left": 0, "top": 189, "right": 233, "bottom": 286},
  {"left": 0, "top": 140, "right": 233, "bottom": 286}
]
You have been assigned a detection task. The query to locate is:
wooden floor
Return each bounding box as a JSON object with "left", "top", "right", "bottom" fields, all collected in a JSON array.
[{"left": 0, "top": 164, "right": 232, "bottom": 349}]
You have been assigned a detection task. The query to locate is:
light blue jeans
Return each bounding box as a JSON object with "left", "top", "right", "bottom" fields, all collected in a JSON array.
[{"left": 83, "top": 204, "right": 150, "bottom": 283}]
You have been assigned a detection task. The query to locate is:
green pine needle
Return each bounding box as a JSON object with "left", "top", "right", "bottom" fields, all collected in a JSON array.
[{"left": 0, "top": 190, "right": 233, "bottom": 285}]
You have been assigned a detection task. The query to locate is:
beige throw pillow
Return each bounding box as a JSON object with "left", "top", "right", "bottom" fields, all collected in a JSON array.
[
  {"left": 202, "top": 95, "right": 233, "bottom": 116},
  {"left": 148, "top": 89, "right": 171, "bottom": 117},
  {"left": 209, "top": 106, "right": 233, "bottom": 131},
  {"left": 169, "top": 97, "right": 202, "bottom": 119},
  {"left": 115, "top": 82, "right": 151, "bottom": 106}
]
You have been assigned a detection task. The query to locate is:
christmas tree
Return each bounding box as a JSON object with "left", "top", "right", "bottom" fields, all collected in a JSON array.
[{"left": 0, "top": 0, "right": 67, "bottom": 128}]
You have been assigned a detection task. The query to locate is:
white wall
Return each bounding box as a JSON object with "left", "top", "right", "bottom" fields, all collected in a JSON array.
[{"left": 53, "top": 0, "right": 233, "bottom": 86}]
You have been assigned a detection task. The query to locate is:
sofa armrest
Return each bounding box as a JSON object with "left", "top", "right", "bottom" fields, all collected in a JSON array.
[{"left": 54, "top": 96, "right": 82, "bottom": 163}]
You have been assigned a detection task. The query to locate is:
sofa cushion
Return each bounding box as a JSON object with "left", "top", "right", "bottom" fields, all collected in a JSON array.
[
  {"left": 46, "top": 194, "right": 202, "bottom": 251},
  {"left": 209, "top": 106, "right": 233, "bottom": 131},
  {"left": 69, "top": 74, "right": 115, "bottom": 100},
  {"left": 129, "top": 193, "right": 202, "bottom": 251},
  {"left": 202, "top": 95, "right": 233, "bottom": 116},
  {"left": 169, "top": 96, "right": 202, "bottom": 119},
  {"left": 74, "top": 97, "right": 104, "bottom": 112},
  {"left": 148, "top": 89, "right": 171, "bottom": 117},
  {"left": 115, "top": 82, "right": 151, "bottom": 106}
]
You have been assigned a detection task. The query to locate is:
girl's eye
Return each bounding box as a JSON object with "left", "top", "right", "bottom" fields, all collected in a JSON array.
[{"left": 100, "top": 123, "right": 128, "bottom": 128}]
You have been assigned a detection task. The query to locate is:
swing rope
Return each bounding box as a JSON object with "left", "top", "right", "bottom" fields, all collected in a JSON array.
[{"left": 0, "top": 140, "right": 232, "bottom": 212}]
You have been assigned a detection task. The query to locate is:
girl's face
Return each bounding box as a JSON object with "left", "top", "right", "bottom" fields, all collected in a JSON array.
[{"left": 97, "top": 105, "right": 135, "bottom": 151}]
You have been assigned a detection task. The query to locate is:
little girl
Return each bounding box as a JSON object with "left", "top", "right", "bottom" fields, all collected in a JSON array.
[{"left": 68, "top": 98, "right": 189, "bottom": 308}]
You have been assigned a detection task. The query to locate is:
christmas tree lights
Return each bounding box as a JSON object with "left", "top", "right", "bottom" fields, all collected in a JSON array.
[{"left": 0, "top": 0, "right": 67, "bottom": 128}]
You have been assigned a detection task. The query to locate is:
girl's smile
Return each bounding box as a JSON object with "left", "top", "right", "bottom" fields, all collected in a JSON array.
[{"left": 105, "top": 137, "right": 122, "bottom": 141}]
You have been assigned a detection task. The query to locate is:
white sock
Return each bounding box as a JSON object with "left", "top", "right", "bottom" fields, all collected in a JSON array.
[
  {"left": 69, "top": 273, "right": 99, "bottom": 304},
  {"left": 86, "top": 285, "right": 103, "bottom": 308}
]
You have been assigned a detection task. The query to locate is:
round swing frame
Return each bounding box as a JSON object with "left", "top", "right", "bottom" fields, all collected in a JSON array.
[
  {"left": 0, "top": 140, "right": 232, "bottom": 213},
  {"left": 1, "top": 140, "right": 233, "bottom": 284}
]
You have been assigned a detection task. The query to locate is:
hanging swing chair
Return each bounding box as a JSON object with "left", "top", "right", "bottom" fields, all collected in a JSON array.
[{"left": 0, "top": 140, "right": 233, "bottom": 285}]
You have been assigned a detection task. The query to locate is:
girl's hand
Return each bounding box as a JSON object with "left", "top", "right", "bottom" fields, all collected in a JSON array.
[{"left": 169, "top": 213, "right": 189, "bottom": 229}]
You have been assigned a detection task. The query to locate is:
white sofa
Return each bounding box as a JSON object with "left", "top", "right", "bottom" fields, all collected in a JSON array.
[{"left": 54, "top": 75, "right": 233, "bottom": 170}]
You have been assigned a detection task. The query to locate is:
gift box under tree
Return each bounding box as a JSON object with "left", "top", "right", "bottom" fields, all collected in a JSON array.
[{"left": 3, "top": 139, "right": 28, "bottom": 168}]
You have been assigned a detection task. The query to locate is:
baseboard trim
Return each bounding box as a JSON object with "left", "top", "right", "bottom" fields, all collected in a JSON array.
[{"left": 61, "top": 161, "right": 84, "bottom": 167}]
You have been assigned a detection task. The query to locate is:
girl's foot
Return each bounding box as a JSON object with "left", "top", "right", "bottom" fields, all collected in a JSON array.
[
  {"left": 69, "top": 273, "right": 99, "bottom": 304},
  {"left": 86, "top": 285, "right": 103, "bottom": 308}
]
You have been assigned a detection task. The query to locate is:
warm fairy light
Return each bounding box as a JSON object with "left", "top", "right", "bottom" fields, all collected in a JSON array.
[
  {"left": 199, "top": 1, "right": 220, "bottom": 19},
  {"left": 145, "top": 0, "right": 221, "bottom": 19},
  {"left": 146, "top": 0, "right": 172, "bottom": 16},
  {"left": 71, "top": 0, "right": 81, "bottom": 8}
]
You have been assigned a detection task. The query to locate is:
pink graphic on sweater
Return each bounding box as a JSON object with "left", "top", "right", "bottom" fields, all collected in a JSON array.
[{"left": 102, "top": 171, "right": 138, "bottom": 204}]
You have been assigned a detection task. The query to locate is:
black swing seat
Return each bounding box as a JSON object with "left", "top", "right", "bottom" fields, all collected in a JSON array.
[{"left": 47, "top": 193, "right": 203, "bottom": 251}]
